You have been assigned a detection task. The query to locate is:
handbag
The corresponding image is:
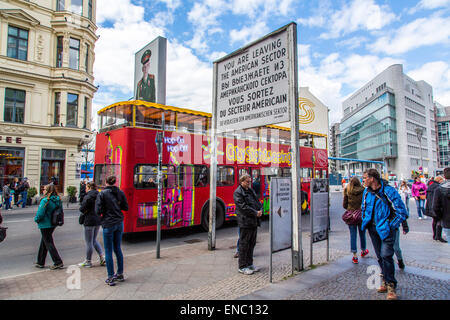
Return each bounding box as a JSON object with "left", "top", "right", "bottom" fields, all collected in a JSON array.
[
  {"left": 342, "top": 209, "right": 362, "bottom": 225},
  {"left": 79, "top": 213, "right": 85, "bottom": 225},
  {"left": 0, "top": 226, "right": 7, "bottom": 243}
]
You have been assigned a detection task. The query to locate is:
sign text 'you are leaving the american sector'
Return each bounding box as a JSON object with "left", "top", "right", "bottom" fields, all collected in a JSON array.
[{"left": 216, "top": 30, "right": 290, "bottom": 132}]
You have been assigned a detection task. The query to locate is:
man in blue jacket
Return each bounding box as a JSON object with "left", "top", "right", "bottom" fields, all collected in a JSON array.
[{"left": 361, "top": 168, "right": 408, "bottom": 300}]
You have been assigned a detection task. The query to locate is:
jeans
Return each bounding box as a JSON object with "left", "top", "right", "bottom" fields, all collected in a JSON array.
[
  {"left": 3, "top": 196, "right": 11, "bottom": 210},
  {"left": 367, "top": 224, "right": 397, "bottom": 287},
  {"left": 393, "top": 228, "right": 403, "bottom": 260},
  {"left": 103, "top": 222, "right": 124, "bottom": 278},
  {"left": 84, "top": 225, "right": 103, "bottom": 261},
  {"left": 348, "top": 224, "right": 366, "bottom": 253},
  {"left": 443, "top": 228, "right": 450, "bottom": 246},
  {"left": 403, "top": 195, "right": 410, "bottom": 214},
  {"left": 17, "top": 191, "right": 27, "bottom": 208},
  {"left": 238, "top": 227, "right": 257, "bottom": 269},
  {"left": 415, "top": 199, "right": 425, "bottom": 218},
  {"left": 37, "top": 227, "right": 63, "bottom": 266}
]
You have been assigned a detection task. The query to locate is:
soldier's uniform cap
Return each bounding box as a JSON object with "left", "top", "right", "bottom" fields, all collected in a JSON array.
[{"left": 141, "top": 49, "right": 152, "bottom": 64}]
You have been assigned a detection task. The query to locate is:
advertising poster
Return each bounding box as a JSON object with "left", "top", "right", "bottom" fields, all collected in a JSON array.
[
  {"left": 134, "top": 36, "right": 167, "bottom": 105},
  {"left": 311, "top": 178, "right": 329, "bottom": 243}
]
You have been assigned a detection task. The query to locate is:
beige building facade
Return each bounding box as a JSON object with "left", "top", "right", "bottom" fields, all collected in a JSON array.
[{"left": 0, "top": 0, "right": 98, "bottom": 197}]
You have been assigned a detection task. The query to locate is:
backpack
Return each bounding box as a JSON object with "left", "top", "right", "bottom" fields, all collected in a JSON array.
[{"left": 51, "top": 204, "right": 64, "bottom": 227}]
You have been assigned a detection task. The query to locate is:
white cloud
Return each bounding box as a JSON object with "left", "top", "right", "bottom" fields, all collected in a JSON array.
[
  {"left": 369, "top": 14, "right": 450, "bottom": 54},
  {"left": 408, "top": 61, "right": 450, "bottom": 106},
  {"left": 229, "top": 21, "right": 270, "bottom": 45},
  {"left": 319, "top": 0, "right": 396, "bottom": 39},
  {"left": 409, "top": 0, "right": 450, "bottom": 13}
]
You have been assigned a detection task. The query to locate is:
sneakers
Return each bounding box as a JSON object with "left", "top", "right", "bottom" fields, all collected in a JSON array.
[
  {"left": 386, "top": 283, "right": 397, "bottom": 300},
  {"left": 78, "top": 260, "right": 92, "bottom": 268},
  {"left": 248, "top": 265, "right": 260, "bottom": 272},
  {"left": 105, "top": 277, "right": 116, "bottom": 286},
  {"left": 361, "top": 249, "right": 369, "bottom": 258},
  {"left": 234, "top": 252, "right": 239, "bottom": 258},
  {"left": 34, "top": 263, "right": 45, "bottom": 269},
  {"left": 238, "top": 267, "right": 254, "bottom": 275},
  {"left": 352, "top": 256, "right": 359, "bottom": 264},
  {"left": 398, "top": 259, "right": 405, "bottom": 269},
  {"left": 99, "top": 255, "right": 106, "bottom": 266},
  {"left": 50, "top": 263, "right": 64, "bottom": 270},
  {"left": 113, "top": 274, "right": 125, "bottom": 282},
  {"left": 418, "top": 217, "right": 423, "bottom": 220},
  {"left": 377, "top": 275, "right": 387, "bottom": 293}
]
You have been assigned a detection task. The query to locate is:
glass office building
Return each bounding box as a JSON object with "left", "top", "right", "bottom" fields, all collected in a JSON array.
[{"left": 340, "top": 91, "right": 398, "bottom": 161}]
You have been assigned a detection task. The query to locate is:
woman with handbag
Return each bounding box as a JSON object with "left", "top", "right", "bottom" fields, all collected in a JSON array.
[
  {"left": 411, "top": 177, "right": 427, "bottom": 220},
  {"left": 342, "top": 177, "right": 368, "bottom": 264},
  {"left": 399, "top": 180, "right": 411, "bottom": 214},
  {"left": 78, "top": 182, "right": 105, "bottom": 268}
]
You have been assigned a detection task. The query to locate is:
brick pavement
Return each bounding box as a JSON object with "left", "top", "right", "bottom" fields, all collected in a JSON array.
[{"left": 1, "top": 198, "right": 449, "bottom": 300}]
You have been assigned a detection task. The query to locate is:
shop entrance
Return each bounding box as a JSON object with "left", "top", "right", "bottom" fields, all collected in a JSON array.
[{"left": 40, "top": 149, "right": 65, "bottom": 194}]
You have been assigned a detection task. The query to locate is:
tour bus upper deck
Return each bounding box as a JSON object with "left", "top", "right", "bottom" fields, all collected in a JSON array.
[{"left": 97, "top": 100, "right": 328, "bottom": 149}]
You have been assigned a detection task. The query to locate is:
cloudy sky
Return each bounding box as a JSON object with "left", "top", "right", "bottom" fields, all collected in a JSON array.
[{"left": 92, "top": 0, "right": 450, "bottom": 126}]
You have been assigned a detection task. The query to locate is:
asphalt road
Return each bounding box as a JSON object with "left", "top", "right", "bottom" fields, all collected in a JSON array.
[{"left": 0, "top": 192, "right": 429, "bottom": 279}]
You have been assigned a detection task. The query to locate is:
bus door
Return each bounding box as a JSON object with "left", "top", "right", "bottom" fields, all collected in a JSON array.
[{"left": 179, "top": 165, "right": 194, "bottom": 227}]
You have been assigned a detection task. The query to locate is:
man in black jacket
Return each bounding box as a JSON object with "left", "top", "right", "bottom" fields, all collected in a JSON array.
[
  {"left": 425, "top": 176, "right": 446, "bottom": 242},
  {"left": 433, "top": 167, "right": 450, "bottom": 245},
  {"left": 234, "top": 174, "right": 262, "bottom": 275},
  {"left": 95, "top": 176, "right": 128, "bottom": 286}
]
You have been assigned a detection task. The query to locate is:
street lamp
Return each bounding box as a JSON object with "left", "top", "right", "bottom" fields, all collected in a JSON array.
[{"left": 415, "top": 127, "right": 424, "bottom": 172}]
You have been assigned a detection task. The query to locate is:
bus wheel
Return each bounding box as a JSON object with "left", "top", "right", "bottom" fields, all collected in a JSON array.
[{"left": 201, "top": 204, "right": 224, "bottom": 231}]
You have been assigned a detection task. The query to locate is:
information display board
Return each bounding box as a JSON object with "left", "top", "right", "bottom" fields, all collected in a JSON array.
[
  {"left": 215, "top": 27, "right": 291, "bottom": 132},
  {"left": 310, "top": 178, "right": 329, "bottom": 243},
  {"left": 270, "top": 177, "right": 292, "bottom": 252}
]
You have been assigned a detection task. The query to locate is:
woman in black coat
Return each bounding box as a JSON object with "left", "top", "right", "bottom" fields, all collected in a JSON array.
[{"left": 78, "top": 182, "right": 105, "bottom": 267}]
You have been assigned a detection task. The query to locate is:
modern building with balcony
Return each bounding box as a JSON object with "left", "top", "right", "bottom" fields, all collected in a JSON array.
[
  {"left": 0, "top": 0, "right": 98, "bottom": 195},
  {"left": 339, "top": 64, "right": 438, "bottom": 180}
]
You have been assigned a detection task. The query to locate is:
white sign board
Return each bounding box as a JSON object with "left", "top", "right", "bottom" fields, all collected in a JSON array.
[
  {"left": 270, "top": 178, "right": 292, "bottom": 252},
  {"left": 215, "top": 29, "right": 291, "bottom": 132}
]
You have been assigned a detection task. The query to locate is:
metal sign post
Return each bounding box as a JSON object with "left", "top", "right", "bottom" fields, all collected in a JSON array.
[
  {"left": 310, "top": 178, "right": 330, "bottom": 267},
  {"left": 155, "top": 112, "right": 165, "bottom": 258}
]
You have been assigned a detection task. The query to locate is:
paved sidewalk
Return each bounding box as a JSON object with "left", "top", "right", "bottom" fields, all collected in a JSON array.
[{"left": 1, "top": 226, "right": 448, "bottom": 300}]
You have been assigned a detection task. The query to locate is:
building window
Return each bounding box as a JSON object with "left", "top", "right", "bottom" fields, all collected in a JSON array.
[
  {"left": 69, "top": 38, "right": 80, "bottom": 70},
  {"left": 71, "top": 0, "right": 83, "bottom": 15},
  {"left": 56, "top": 0, "right": 65, "bottom": 11},
  {"left": 4, "top": 88, "right": 25, "bottom": 123},
  {"left": 88, "top": 0, "right": 93, "bottom": 20},
  {"left": 85, "top": 44, "right": 90, "bottom": 73},
  {"left": 54, "top": 92, "right": 61, "bottom": 125},
  {"left": 56, "top": 36, "right": 63, "bottom": 67},
  {"left": 7, "top": 26, "right": 28, "bottom": 61},
  {"left": 83, "top": 97, "right": 88, "bottom": 128},
  {"left": 67, "top": 93, "right": 78, "bottom": 127}
]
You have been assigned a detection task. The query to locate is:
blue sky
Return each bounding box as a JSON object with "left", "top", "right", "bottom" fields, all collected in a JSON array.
[{"left": 93, "top": 0, "right": 450, "bottom": 126}]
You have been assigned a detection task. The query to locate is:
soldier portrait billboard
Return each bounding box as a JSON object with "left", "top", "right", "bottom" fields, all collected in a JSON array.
[{"left": 134, "top": 36, "right": 167, "bottom": 104}]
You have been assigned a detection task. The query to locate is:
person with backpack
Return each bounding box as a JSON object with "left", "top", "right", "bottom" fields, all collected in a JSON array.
[
  {"left": 34, "top": 184, "right": 63, "bottom": 270},
  {"left": 361, "top": 168, "right": 408, "bottom": 300},
  {"left": 95, "top": 176, "right": 128, "bottom": 286},
  {"left": 78, "top": 182, "right": 105, "bottom": 268},
  {"left": 433, "top": 167, "right": 450, "bottom": 246}
]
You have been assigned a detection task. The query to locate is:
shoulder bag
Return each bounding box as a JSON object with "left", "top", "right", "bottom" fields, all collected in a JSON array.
[{"left": 342, "top": 209, "right": 362, "bottom": 225}]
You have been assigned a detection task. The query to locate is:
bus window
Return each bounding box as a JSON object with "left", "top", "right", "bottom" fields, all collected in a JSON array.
[
  {"left": 135, "top": 106, "right": 163, "bottom": 129},
  {"left": 134, "top": 164, "right": 175, "bottom": 189},
  {"left": 282, "top": 168, "right": 291, "bottom": 177},
  {"left": 313, "top": 136, "right": 327, "bottom": 149},
  {"left": 94, "top": 164, "right": 121, "bottom": 187},
  {"left": 251, "top": 168, "right": 261, "bottom": 198},
  {"left": 217, "top": 166, "right": 234, "bottom": 186},
  {"left": 100, "top": 105, "right": 132, "bottom": 130},
  {"left": 194, "top": 165, "right": 209, "bottom": 187},
  {"left": 238, "top": 168, "right": 249, "bottom": 178}
]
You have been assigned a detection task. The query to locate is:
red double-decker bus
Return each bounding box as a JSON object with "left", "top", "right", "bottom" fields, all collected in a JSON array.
[{"left": 94, "top": 101, "right": 328, "bottom": 234}]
